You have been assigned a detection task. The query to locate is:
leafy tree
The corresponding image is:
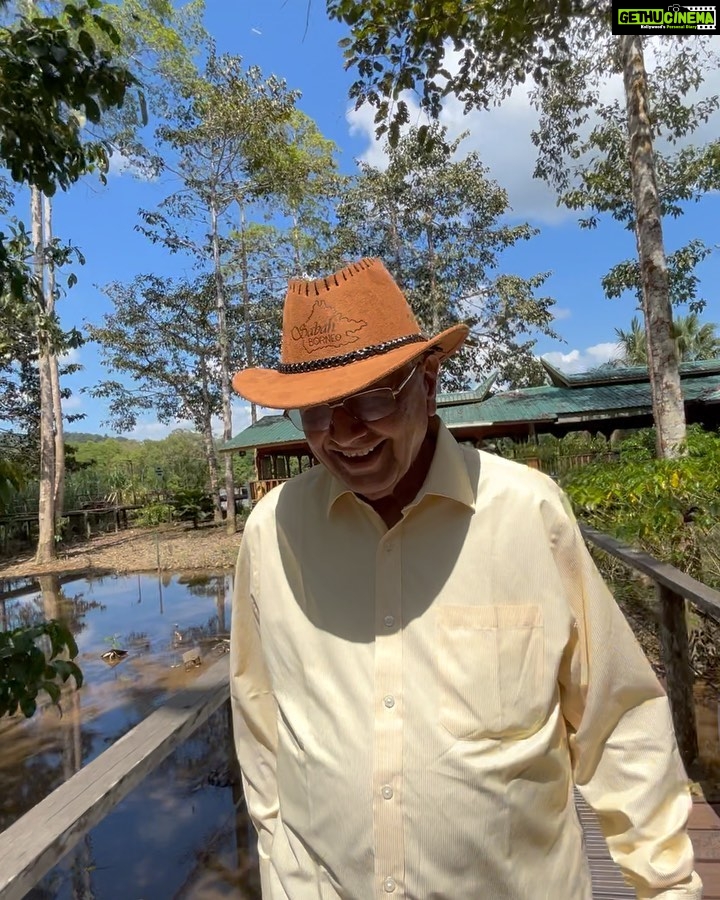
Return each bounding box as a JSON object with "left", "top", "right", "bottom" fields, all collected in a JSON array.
[
  {"left": 137, "top": 50, "right": 301, "bottom": 533},
  {"left": 326, "top": 1, "right": 718, "bottom": 459},
  {"left": 87, "top": 275, "right": 226, "bottom": 519},
  {"left": 616, "top": 313, "right": 720, "bottom": 365},
  {"left": 1, "top": 0, "right": 137, "bottom": 562},
  {"left": 333, "top": 124, "right": 557, "bottom": 388},
  {"left": 63, "top": 430, "right": 254, "bottom": 507},
  {"left": 0, "top": 619, "right": 83, "bottom": 718},
  {"left": 0, "top": 0, "right": 135, "bottom": 297}
]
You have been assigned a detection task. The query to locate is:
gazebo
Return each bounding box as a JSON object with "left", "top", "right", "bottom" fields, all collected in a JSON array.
[{"left": 219, "top": 359, "right": 720, "bottom": 503}]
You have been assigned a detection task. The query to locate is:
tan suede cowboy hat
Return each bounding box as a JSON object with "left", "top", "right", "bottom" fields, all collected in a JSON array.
[{"left": 231, "top": 257, "right": 469, "bottom": 410}]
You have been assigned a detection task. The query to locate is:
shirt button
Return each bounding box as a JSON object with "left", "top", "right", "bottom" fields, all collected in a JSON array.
[
  {"left": 384, "top": 542, "right": 393, "bottom": 552},
  {"left": 383, "top": 877, "right": 396, "bottom": 893},
  {"left": 384, "top": 615, "right": 395, "bottom": 628},
  {"left": 381, "top": 785, "right": 393, "bottom": 799},
  {"left": 383, "top": 695, "right": 395, "bottom": 709}
]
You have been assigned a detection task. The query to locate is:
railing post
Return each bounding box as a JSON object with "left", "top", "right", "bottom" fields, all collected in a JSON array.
[{"left": 657, "top": 583, "right": 699, "bottom": 768}]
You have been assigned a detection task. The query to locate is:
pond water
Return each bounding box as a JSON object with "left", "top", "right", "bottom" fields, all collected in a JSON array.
[{"left": 0, "top": 571, "right": 262, "bottom": 900}]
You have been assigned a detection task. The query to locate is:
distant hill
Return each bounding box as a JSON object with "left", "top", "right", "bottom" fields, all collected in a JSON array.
[{"left": 65, "top": 432, "right": 131, "bottom": 444}]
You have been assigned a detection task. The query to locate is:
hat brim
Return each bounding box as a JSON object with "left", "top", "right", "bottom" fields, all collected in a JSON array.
[{"left": 232, "top": 324, "right": 469, "bottom": 409}]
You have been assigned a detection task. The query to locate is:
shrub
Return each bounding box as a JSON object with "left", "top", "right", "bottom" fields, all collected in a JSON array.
[
  {"left": 563, "top": 425, "right": 720, "bottom": 584},
  {"left": 0, "top": 620, "right": 83, "bottom": 718},
  {"left": 133, "top": 501, "right": 174, "bottom": 528}
]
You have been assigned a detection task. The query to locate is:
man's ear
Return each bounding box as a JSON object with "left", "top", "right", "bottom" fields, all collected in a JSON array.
[{"left": 423, "top": 354, "right": 441, "bottom": 417}]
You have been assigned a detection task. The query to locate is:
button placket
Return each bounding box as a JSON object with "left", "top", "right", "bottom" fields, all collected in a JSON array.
[{"left": 373, "top": 533, "right": 405, "bottom": 897}]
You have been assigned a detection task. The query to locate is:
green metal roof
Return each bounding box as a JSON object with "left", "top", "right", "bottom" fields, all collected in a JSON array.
[
  {"left": 541, "top": 356, "right": 720, "bottom": 388},
  {"left": 219, "top": 415, "right": 303, "bottom": 452},
  {"left": 441, "top": 375, "right": 720, "bottom": 428},
  {"left": 436, "top": 372, "right": 498, "bottom": 407},
  {"left": 220, "top": 369, "right": 720, "bottom": 452}
]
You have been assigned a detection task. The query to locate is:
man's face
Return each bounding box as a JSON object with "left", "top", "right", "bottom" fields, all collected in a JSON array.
[{"left": 303, "top": 355, "right": 440, "bottom": 501}]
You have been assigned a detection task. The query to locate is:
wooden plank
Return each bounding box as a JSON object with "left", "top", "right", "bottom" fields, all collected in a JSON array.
[
  {"left": 575, "top": 792, "right": 635, "bottom": 899},
  {"left": 657, "top": 583, "right": 698, "bottom": 766},
  {"left": 0, "top": 655, "right": 230, "bottom": 900},
  {"left": 696, "top": 861, "right": 720, "bottom": 899},
  {"left": 580, "top": 525, "right": 720, "bottom": 622},
  {"left": 690, "top": 801, "right": 720, "bottom": 829}
]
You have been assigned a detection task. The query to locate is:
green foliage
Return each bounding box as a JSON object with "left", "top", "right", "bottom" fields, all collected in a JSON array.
[
  {"left": 0, "top": 0, "right": 135, "bottom": 194},
  {"left": 133, "top": 500, "right": 173, "bottom": 527},
  {"left": 0, "top": 455, "right": 23, "bottom": 514},
  {"left": 0, "top": 619, "right": 83, "bottom": 718},
  {"left": 87, "top": 274, "right": 222, "bottom": 434},
  {"left": 563, "top": 425, "right": 720, "bottom": 580},
  {"left": 68, "top": 430, "right": 213, "bottom": 501},
  {"left": 332, "top": 123, "right": 557, "bottom": 389},
  {"left": 0, "top": 0, "right": 136, "bottom": 299},
  {"left": 615, "top": 313, "right": 720, "bottom": 365},
  {"left": 170, "top": 488, "right": 213, "bottom": 527},
  {"left": 327, "top": 0, "right": 596, "bottom": 142}
]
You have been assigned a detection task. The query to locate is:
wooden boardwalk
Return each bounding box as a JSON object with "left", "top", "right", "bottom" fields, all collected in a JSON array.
[{"left": 578, "top": 791, "right": 720, "bottom": 899}]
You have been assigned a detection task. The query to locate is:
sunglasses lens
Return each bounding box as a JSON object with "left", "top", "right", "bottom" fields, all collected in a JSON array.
[
  {"left": 345, "top": 389, "right": 396, "bottom": 422},
  {"left": 286, "top": 409, "right": 305, "bottom": 430},
  {"left": 299, "top": 405, "right": 332, "bottom": 432}
]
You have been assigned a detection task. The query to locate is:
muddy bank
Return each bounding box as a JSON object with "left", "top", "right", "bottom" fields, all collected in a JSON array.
[{"left": 0, "top": 522, "right": 242, "bottom": 580}]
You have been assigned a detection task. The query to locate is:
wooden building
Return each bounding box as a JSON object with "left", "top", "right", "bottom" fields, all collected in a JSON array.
[{"left": 219, "top": 359, "right": 720, "bottom": 502}]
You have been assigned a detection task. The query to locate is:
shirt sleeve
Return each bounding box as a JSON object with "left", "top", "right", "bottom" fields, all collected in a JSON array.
[
  {"left": 553, "top": 494, "right": 702, "bottom": 900},
  {"left": 230, "top": 525, "right": 279, "bottom": 893}
]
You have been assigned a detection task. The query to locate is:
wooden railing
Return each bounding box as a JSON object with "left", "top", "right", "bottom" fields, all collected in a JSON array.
[
  {"left": 248, "top": 478, "right": 286, "bottom": 504},
  {"left": 0, "top": 656, "right": 230, "bottom": 900},
  {"left": 581, "top": 525, "right": 720, "bottom": 767},
  {"left": 1, "top": 529, "right": 719, "bottom": 896}
]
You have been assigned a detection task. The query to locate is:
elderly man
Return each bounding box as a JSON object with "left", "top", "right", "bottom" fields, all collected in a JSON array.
[{"left": 230, "top": 258, "right": 701, "bottom": 899}]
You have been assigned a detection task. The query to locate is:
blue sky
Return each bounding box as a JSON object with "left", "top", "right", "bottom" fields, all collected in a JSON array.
[{"left": 17, "top": 4, "right": 720, "bottom": 439}]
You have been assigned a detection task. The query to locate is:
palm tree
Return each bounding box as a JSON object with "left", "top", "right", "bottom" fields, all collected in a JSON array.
[
  {"left": 615, "top": 316, "right": 647, "bottom": 365},
  {"left": 616, "top": 313, "right": 720, "bottom": 365},
  {"left": 674, "top": 312, "right": 720, "bottom": 361}
]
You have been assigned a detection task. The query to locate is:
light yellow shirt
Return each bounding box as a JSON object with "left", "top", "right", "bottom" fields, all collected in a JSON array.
[{"left": 230, "top": 421, "right": 702, "bottom": 899}]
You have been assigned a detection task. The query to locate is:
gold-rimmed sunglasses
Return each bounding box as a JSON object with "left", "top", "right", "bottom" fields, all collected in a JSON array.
[{"left": 285, "top": 363, "right": 421, "bottom": 432}]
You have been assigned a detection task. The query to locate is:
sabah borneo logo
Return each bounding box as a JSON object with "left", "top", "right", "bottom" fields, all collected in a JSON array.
[{"left": 291, "top": 299, "right": 368, "bottom": 355}]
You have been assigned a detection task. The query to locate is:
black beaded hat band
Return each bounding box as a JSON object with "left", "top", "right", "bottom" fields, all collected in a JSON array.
[{"left": 276, "top": 333, "right": 428, "bottom": 375}]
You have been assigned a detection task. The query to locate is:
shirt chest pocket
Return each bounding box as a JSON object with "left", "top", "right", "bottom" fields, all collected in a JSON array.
[{"left": 437, "top": 604, "right": 546, "bottom": 741}]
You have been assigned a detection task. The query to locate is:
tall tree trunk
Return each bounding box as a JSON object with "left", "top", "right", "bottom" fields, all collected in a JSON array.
[
  {"left": 201, "top": 417, "right": 223, "bottom": 523},
  {"left": 291, "top": 210, "right": 302, "bottom": 273},
  {"left": 425, "top": 220, "right": 440, "bottom": 333},
  {"left": 388, "top": 194, "right": 403, "bottom": 285},
  {"left": 44, "top": 195, "right": 65, "bottom": 520},
  {"left": 210, "top": 198, "right": 236, "bottom": 534},
  {"left": 239, "top": 202, "right": 257, "bottom": 424},
  {"left": 621, "top": 35, "right": 686, "bottom": 460},
  {"left": 198, "top": 355, "right": 223, "bottom": 523},
  {"left": 33, "top": 187, "right": 56, "bottom": 563}
]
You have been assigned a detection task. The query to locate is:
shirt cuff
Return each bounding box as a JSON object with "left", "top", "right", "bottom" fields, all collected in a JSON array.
[{"left": 636, "top": 870, "right": 703, "bottom": 899}]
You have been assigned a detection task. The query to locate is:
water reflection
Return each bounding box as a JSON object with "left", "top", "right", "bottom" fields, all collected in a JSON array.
[{"left": 0, "top": 572, "right": 260, "bottom": 899}]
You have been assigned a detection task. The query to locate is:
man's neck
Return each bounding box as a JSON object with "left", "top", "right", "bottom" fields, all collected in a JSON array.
[{"left": 363, "top": 417, "right": 440, "bottom": 529}]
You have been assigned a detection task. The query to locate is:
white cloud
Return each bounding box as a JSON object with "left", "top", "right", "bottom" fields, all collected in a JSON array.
[
  {"left": 542, "top": 341, "right": 622, "bottom": 373},
  {"left": 59, "top": 347, "right": 81, "bottom": 365},
  {"left": 127, "top": 418, "right": 195, "bottom": 440},
  {"left": 107, "top": 150, "right": 158, "bottom": 182},
  {"left": 124, "top": 402, "right": 277, "bottom": 443},
  {"left": 553, "top": 306, "right": 572, "bottom": 321},
  {"left": 346, "top": 84, "right": 566, "bottom": 223},
  {"left": 62, "top": 394, "right": 83, "bottom": 411},
  {"left": 345, "top": 39, "right": 720, "bottom": 225}
]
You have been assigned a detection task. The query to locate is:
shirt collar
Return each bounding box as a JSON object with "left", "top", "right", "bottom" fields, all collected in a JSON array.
[{"left": 325, "top": 418, "right": 476, "bottom": 517}]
